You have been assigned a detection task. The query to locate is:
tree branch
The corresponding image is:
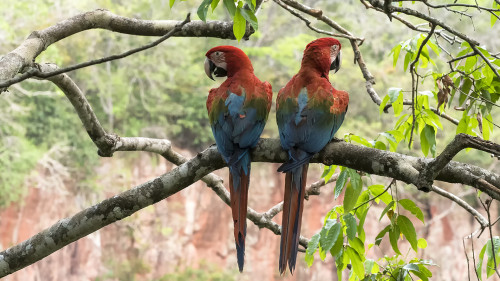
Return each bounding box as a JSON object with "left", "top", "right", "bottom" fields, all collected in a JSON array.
[
  {"left": 2, "top": 137, "right": 499, "bottom": 276},
  {"left": 428, "top": 185, "right": 488, "bottom": 229},
  {"left": 0, "top": 9, "right": 253, "bottom": 91},
  {"left": 417, "top": 134, "right": 500, "bottom": 191},
  {"left": 0, "top": 13, "right": 191, "bottom": 89}
]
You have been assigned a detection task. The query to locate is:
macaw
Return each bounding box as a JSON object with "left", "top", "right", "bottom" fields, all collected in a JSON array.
[
  {"left": 204, "top": 46, "right": 273, "bottom": 272},
  {"left": 276, "top": 38, "right": 349, "bottom": 274}
]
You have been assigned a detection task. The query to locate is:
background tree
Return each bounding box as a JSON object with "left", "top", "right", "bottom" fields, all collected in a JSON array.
[{"left": 0, "top": 0, "right": 499, "bottom": 280}]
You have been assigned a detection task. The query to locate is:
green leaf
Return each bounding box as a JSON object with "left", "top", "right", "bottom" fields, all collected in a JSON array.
[
  {"left": 233, "top": 6, "right": 246, "bottom": 41},
  {"left": 389, "top": 225, "right": 401, "bottom": 255},
  {"left": 379, "top": 201, "right": 395, "bottom": 221},
  {"left": 322, "top": 222, "right": 342, "bottom": 253},
  {"left": 240, "top": 6, "right": 258, "bottom": 30},
  {"left": 320, "top": 219, "right": 336, "bottom": 244},
  {"left": 392, "top": 44, "right": 402, "bottom": 67},
  {"left": 375, "top": 225, "right": 391, "bottom": 246},
  {"left": 465, "top": 55, "right": 478, "bottom": 72},
  {"left": 349, "top": 237, "right": 365, "bottom": 258},
  {"left": 418, "top": 263, "right": 433, "bottom": 276},
  {"left": 244, "top": 0, "right": 255, "bottom": 10},
  {"left": 403, "top": 263, "right": 420, "bottom": 271},
  {"left": 335, "top": 167, "right": 348, "bottom": 199},
  {"left": 397, "top": 215, "right": 418, "bottom": 252},
  {"left": 344, "top": 213, "right": 357, "bottom": 240},
  {"left": 492, "top": 12, "right": 499, "bottom": 27},
  {"left": 427, "top": 40, "right": 440, "bottom": 56},
  {"left": 350, "top": 134, "right": 373, "bottom": 147},
  {"left": 417, "top": 238, "right": 428, "bottom": 249},
  {"left": 347, "top": 246, "right": 365, "bottom": 279},
  {"left": 305, "top": 233, "right": 320, "bottom": 267},
  {"left": 374, "top": 141, "right": 386, "bottom": 151},
  {"left": 477, "top": 242, "right": 487, "bottom": 280},
  {"left": 410, "top": 269, "right": 429, "bottom": 281},
  {"left": 379, "top": 95, "right": 390, "bottom": 115},
  {"left": 398, "top": 199, "right": 425, "bottom": 223},
  {"left": 388, "top": 87, "right": 402, "bottom": 102},
  {"left": 459, "top": 77, "right": 473, "bottom": 106},
  {"left": 322, "top": 165, "right": 337, "bottom": 182},
  {"left": 211, "top": 0, "right": 220, "bottom": 11},
  {"left": 223, "top": 0, "right": 236, "bottom": 16},
  {"left": 393, "top": 90, "right": 404, "bottom": 117},
  {"left": 197, "top": 0, "right": 213, "bottom": 21},
  {"left": 369, "top": 184, "right": 392, "bottom": 205},
  {"left": 330, "top": 230, "right": 344, "bottom": 259},
  {"left": 420, "top": 125, "right": 436, "bottom": 157},
  {"left": 169, "top": 0, "right": 176, "bottom": 8},
  {"left": 485, "top": 237, "right": 500, "bottom": 278},
  {"left": 404, "top": 52, "right": 412, "bottom": 72},
  {"left": 344, "top": 181, "right": 362, "bottom": 214},
  {"left": 482, "top": 114, "right": 491, "bottom": 140},
  {"left": 364, "top": 259, "right": 375, "bottom": 275},
  {"left": 457, "top": 115, "right": 469, "bottom": 135}
]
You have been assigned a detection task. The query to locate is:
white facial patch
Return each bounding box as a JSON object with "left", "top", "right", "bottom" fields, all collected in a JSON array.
[
  {"left": 211, "top": 51, "right": 227, "bottom": 70},
  {"left": 330, "top": 45, "right": 340, "bottom": 65}
]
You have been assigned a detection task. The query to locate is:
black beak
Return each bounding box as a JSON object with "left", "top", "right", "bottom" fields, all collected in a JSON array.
[
  {"left": 204, "top": 58, "right": 228, "bottom": 81},
  {"left": 204, "top": 58, "right": 216, "bottom": 81},
  {"left": 330, "top": 50, "right": 342, "bottom": 73}
]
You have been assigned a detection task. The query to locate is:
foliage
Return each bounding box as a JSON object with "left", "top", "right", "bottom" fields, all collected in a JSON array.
[
  {"left": 308, "top": 166, "right": 434, "bottom": 280},
  {"left": 189, "top": 0, "right": 258, "bottom": 41}
]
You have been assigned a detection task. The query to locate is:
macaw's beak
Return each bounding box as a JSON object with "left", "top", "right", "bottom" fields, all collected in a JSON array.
[
  {"left": 330, "top": 50, "right": 342, "bottom": 73},
  {"left": 205, "top": 58, "right": 228, "bottom": 81},
  {"left": 205, "top": 57, "right": 216, "bottom": 81}
]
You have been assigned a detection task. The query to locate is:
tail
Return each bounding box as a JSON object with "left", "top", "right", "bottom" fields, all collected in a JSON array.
[
  {"left": 279, "top": 163, "right": 309, "bottom": 275},
  {"left": 228, "top": 152, "right": 251, "bottom": 272}
]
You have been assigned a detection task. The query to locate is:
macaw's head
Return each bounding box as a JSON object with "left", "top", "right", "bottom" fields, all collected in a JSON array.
[
  {"left": 204, "top": 46, "right": 254, "bottom": 80},
  {"left": 301, "top": 37, "right": 342, "bottom": 76}
]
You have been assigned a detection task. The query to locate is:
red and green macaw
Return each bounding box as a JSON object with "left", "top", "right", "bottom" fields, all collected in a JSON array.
[
  {"left": 204, "top": 46, "right": 273, "bottom": 272},
  {"left": 276, "top": 38, "right": 349, "bottom": 274}
]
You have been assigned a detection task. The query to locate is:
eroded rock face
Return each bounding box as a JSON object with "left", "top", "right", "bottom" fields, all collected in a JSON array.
[{"left": 0, "top": 153, "right": 490, "bottom": 281}]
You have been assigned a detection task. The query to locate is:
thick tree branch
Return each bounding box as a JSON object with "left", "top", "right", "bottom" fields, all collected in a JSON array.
[
  {"left": 0, "top": 9, "right": 252, "bottom": 91},
  {"left": 2, "top": 138, "right": 499, "bottom": 276},
  {"left": 0, "top": 13, "right": 191, "bottom": 89},
  {"left": 417, "top": 134, "right": 500, "bottom": 191}
]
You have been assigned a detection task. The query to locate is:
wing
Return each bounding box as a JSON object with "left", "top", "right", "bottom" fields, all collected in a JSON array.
[
  {"left": 210, "top": 86, "right": 269, "bottom": 165},
  {"left": 277, "top": 86, "right": 346, "bottom": 156}
]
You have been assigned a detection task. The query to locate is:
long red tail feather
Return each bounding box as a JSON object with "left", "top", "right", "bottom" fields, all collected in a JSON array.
[
  {"left": 229, "top": 168, "right": 250, "bottom": 272},
  {"left": 279, "top": 163, "right": 309, "bottom": 275}
]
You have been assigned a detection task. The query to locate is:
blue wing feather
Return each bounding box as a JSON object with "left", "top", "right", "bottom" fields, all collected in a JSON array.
[
  {"left": 211, "top": 90, "right": 266, "bottom": 174},
  {"left": 277, "top": 87, "right": 346, "bottom": 172}
]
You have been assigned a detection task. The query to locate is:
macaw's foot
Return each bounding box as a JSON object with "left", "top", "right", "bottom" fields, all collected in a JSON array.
[{"left": 329, "top": 137, "right": 343, "bottom": 143}]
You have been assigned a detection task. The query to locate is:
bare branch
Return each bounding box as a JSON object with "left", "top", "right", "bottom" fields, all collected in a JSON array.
[
  {"left": 273, "top": 0, "right": 364, "bottom": 42},
  {"left": 429, "top": 185, "right": 488, "bottom": 229},
  {"left": 0, "top": 14, "right": 191, "bottom": 89},
  {"left": 408, "top": 23, "right": 436, "bottom": 147},
  {"left": 0, "top": 9, "right": 252, "bottom": 91},
  {"left": 368, "top": 0, "right": 480, "bottom": 46}
]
